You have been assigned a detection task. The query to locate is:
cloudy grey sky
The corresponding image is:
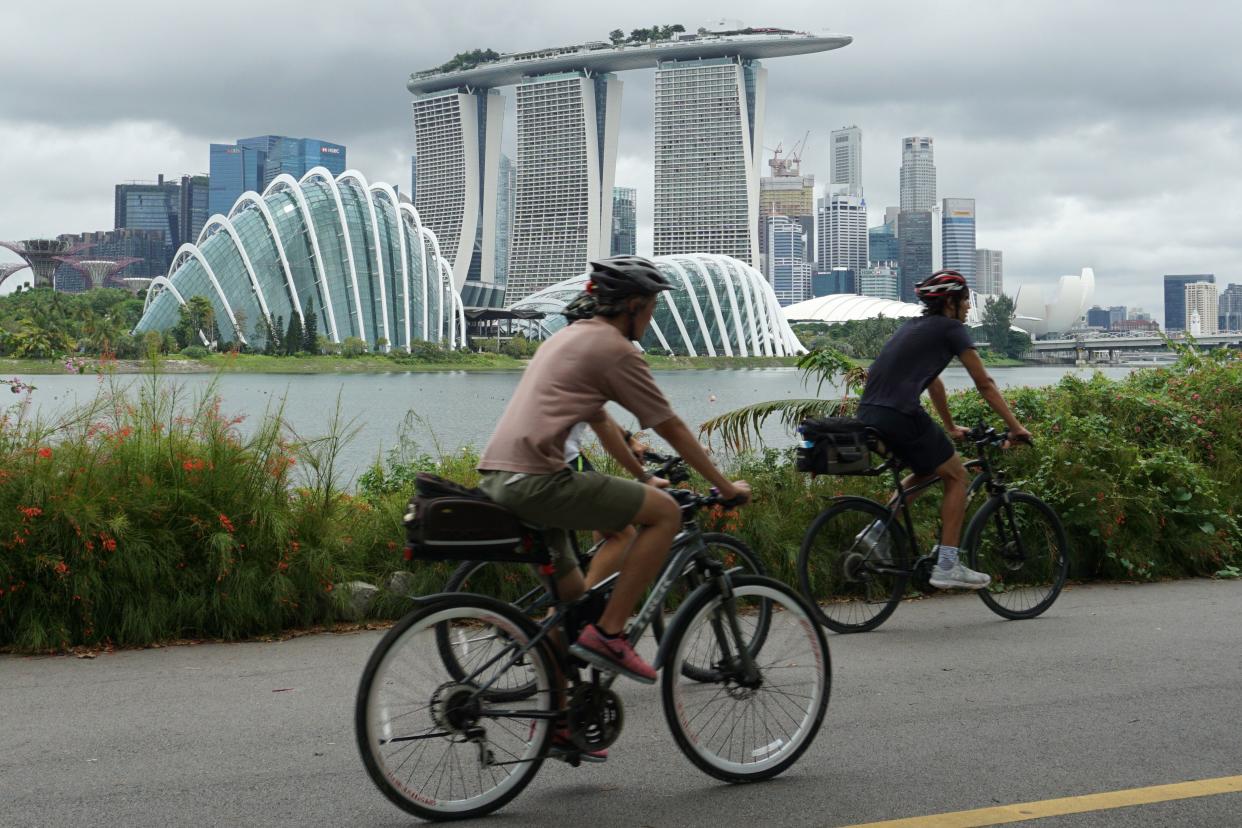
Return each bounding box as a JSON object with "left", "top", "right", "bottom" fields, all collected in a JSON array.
[{"left": 2, "top": 0, "right": 1239, "bottom": 315}]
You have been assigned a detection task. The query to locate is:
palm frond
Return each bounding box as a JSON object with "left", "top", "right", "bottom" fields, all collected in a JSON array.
[{"left": 699, "top": 397, "right": 854, "bottom": 453}]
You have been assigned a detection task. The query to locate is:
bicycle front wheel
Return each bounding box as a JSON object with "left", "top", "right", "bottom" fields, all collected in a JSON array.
[
  {"left": 965, "top": 492, "right": 1069, "bottom": 620},
  {"left": 652, "top": 532, "right": 769, "bottom": 682},
  {"left": 356, "top": 595, "right": 556, "bottom": 821},
  {"left": 661, "top": 574, "right": 830, "bottom": 783},
  {"left": 797, "top": 499, "right": 910, "bottom": 633}
]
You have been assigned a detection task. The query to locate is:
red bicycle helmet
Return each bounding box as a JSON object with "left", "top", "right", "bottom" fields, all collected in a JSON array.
[{"left": 915, "top": 269, "right": 969, "bottom": 301}]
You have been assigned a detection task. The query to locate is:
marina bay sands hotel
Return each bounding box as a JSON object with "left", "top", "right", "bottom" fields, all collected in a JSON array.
[{"left": 407, "top": 26, "right": 851, "bottom": 303}]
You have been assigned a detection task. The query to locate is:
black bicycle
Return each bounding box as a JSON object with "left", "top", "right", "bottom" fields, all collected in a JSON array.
[
  {"left": 438, "top": 452, "right": 765, "bottom": 693},
  {"left": 797, "top": 422, "right": 1070, "bottom": 633},
  {"left": 356, "top": 488, "right": 830, "bottom": 821}
]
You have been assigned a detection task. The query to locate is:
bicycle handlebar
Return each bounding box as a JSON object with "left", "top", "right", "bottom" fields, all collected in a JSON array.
[{"left": 966, "top": 422, "right": 1033, "bottom": 448}]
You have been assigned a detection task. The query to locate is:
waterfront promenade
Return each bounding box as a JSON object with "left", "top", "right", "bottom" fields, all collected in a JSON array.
[{"left": 3, "top": 580, "right": 1239, "bottom": 827}]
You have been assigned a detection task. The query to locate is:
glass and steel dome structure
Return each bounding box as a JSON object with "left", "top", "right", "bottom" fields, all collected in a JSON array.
[
  {"left": 782, "top": 294, "right": 924, "bottom": 324},
  {"left": 135, "top": 167, "right": 465, "bottom": 350},
  {"left": 508, "top": 253, "right": 804, "bottom": 356}
]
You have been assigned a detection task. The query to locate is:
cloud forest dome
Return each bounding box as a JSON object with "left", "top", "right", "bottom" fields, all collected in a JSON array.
[
  {"left": 508, "top": 254, "right": 805, "bottom": 357},
  {"left": 134, "top": 168, "right": 466, "bottom": 350}
]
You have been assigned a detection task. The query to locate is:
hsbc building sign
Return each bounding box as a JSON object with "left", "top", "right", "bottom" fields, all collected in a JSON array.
[{"left": 320, "top": 146, "right": 341, "bottom": 155}]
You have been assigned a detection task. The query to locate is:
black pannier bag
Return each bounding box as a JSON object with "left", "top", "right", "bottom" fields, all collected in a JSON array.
[
  {"left": 403, "top": 473, "right": 550, "bottom": 563},
  {"left": 796, "top": 417, "right": 873, "bottom": 476}
]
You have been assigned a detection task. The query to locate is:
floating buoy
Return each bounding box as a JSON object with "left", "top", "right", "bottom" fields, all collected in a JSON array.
[{"left": 708, "top": 394, "right": 716, "bottom": 402}]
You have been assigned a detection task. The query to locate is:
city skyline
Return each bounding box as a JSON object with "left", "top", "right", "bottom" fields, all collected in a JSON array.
[{"left": 2, "top": 1, "right": 1240, "bottom": 315}]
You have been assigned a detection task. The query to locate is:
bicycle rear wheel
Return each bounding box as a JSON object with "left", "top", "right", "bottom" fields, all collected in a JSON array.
[
  {"left": 965, "top": 492, "right": 1069, "bottom": 619},
  {"left": 661, "top": 574, "right": 830, "bottom": 782},
  {"left": 437, "top": 561, "right": 551, "bottom": 701},
  {"left": 797, "top": 499, "right": 910, "bottom": 633},
  {"left": 357, "top": 595, "right": 556, "bottom": 821}
]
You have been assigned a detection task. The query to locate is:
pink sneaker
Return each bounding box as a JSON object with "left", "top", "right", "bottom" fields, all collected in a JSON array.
[
  {"left": 527, "top": 721, "right": 607, "bottom": 763},
  {"left": 570, "top": 624, "right": 657, "bottom": 684}
]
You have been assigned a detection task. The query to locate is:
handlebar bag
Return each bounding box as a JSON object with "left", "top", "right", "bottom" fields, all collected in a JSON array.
[
  {"left": 796, "top": 417, "right": 872, "bottom": 476},
  {"left": 403, "top": 473, "right": 550, "bottom": 563}
]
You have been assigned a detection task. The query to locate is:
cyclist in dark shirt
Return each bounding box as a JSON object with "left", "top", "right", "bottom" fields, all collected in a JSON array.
[{"left": 857, "top": 270, "right": 1032, "bottom": 589}]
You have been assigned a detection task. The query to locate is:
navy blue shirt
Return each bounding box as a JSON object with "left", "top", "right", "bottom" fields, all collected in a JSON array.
[{"left": 859, "top": 315, "right": 976, "bottom": 415}]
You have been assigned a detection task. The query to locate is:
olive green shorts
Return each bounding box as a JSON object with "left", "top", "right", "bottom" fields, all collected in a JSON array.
[{"left": 478, "top": 469, "right": 648, "bottom": 579}]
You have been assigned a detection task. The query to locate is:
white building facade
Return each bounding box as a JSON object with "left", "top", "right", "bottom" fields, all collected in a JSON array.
[
  {"left": 859, "top": 262, "right": 900, "bottom": 300},
  {"left": 899, "top": 136, "right": 936, "bottom": 212},
  {"left": 505, "top": 71, "right": 621, "bottom": 303},
  {"left": 976, "top": 248, "right": 1003, "bottom": 295},
  {"left": 410, "top": 89, "right": 504, "bottom": 290},
  {"left": 817, "top": 188, "right": 868, "bottom": 277},
  {"left": 1185, "top": 281, "right": 1219, "bottom": 336},
  {"left": 830, "top": 125, "right": 862, "bottom": 196},
  {"left": 653, "top": 57, "right": 766, "bottom": 269}
]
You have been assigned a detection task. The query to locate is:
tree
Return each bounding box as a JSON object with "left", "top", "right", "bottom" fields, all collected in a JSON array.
[
  {"left": 302, "top": 305, "right": 320, "bottom": 354},
  {"left": 981, "top": 294, "right": 1026, "bottom": 359},
  {"left": 608, "top": 28, "right": 626, "bottom": 44},
  {"left": 284, "top": 314, "right": 304, "bottom": 356},
  {"left": 341, "top": 336, "right": 368, "bottom": 357}
]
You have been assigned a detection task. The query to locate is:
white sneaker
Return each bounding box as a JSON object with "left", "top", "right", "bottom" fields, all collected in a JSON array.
[{"left": 929, "top": 562, "right": 991, "bottom": 590}]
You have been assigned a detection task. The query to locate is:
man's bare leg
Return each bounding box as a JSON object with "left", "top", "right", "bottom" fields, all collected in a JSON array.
[{"left": 595, "top": 488, "right": 680, "bottom": 635}]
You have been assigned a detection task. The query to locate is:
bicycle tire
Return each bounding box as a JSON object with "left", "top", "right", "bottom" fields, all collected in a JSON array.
[
  {"left": 965, "top": 491, "right": 1069, "bottom": 620},
  {"left": 797, "top": 498, "right": 911, "bottom": 633},
  {"left": 660, "top": 574, "right": 831, "bottom": 782},
  {"left": 356, "top": 595, "right": 556, "bottom": 821},
  {"left": 652, "top": 532, "right": 769, "bottom": 683}
]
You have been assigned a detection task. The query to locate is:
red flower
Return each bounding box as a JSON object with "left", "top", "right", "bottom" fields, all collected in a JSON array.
[
  {"left": 18, "top": 506, "right": 42, "bottom": 519},
  {"left": 37, "top": 447, "right": 52, "bottom": 459},
  {"left": 53, "top": 561, "right": 69, "bottom": 576},
  {"left": 102, "top": 537, "right": 117, "bottom": 552},
  {"left": 218, "top": 514, "right": 235, "bottom": 533}
]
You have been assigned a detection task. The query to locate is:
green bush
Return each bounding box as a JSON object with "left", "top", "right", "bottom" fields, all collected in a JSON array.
[
  {"left": 2, "top": 349, "right": 1239, "bottom": 652},
  {"left": 179, "top": 345, "right": 210, "bottom": 359}
]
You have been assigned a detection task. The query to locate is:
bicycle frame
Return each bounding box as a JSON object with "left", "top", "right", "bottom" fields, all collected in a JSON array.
[{"left": 438, "top": 519, "right": 754, "bottom": 712}]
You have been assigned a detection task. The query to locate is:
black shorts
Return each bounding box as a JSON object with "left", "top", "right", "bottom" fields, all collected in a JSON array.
[{"left": 857, "top": 404, "right": 955, "bottom": 476}]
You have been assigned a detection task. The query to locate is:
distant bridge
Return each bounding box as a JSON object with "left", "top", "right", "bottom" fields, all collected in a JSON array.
[{"left": 1029, "top": 332, "right": 1242, "bottom": 363}]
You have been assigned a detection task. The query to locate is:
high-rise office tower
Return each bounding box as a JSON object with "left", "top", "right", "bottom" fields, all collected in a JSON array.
[
  {"left": 1184, "top": 282, "right": 1219, "bottom": 335},
  {"left": 975, "top": 248, "right": 1003, "bottom": 295},
  {"left": 1163, "top": 274, "right": 1214, "bottom": 331},
  {"left": 412, "top": 89, "right": 505, "bottom": 289},
  {"left": 767, "top": 215, "right": 812, "bottom": 306},
  {"left": 1108, "top": 306, "right": 1127, "bottom": 327},
  {"left": 897, "top": 210, "right": 933, "bottom": 301},
  {"left": 869, "top": 223, "right": 899, "bottom": 265},
  {"left": 860, "top": 262, "right": 900, "bottom": 300},
  {"left": 899, "top": 137, "right": 936, "bottom": 212},
  {"left": 1219, "top": 284, "right": 1242, "bottom": 331},
  {"left": 941, "top": 198, "right": 976, "bottom": 287},
  {"left": 1087, "top": 307, "right": 1111, "bottom": 328},
  {"left": 409, "top": 155, "right": 417, "bottom": 203},
  {"left": 505, "top": 72, "right": 621, "bottom": 301},
  {"left": 758, "top": 149, "right": 814, "bottom": 272},
  {"left": 493, "top": 153, "right": 514, "bottom": 286},
  {"left": 178, "top": 175, "right": 209, "bottom": 246},
  {"left": 654, "top": 57, "right": 766, "bottom": 269},
  {"left": 830, "top": 125, "right": 862, "bottom": 196},
  {"left": 208, "top": 136, "right": 345, "bottom": 217},
  {"left": 817, "top": 187, "right": 868, "bottom": 278},
  {"left": 612, "top": 186, "right": 637, "bottom": 255}
]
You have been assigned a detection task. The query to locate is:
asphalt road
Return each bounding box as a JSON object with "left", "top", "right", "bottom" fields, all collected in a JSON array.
[{"left": 2, "top": 580, "right": 1239, "bottom": 827}]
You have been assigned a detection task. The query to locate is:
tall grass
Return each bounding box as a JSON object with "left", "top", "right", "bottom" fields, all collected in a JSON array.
[{"left": 2, "top": 349, "right": 1239, "bottom": 652}]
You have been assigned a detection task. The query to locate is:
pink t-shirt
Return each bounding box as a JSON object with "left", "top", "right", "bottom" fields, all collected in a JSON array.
[{"left": 478, "top": 317, "right": 676, "bottom": 474}]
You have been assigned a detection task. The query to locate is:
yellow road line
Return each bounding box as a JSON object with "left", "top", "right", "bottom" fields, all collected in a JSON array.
[{"left": 841, "top": 774, "right": 1242, "bottom": 827}]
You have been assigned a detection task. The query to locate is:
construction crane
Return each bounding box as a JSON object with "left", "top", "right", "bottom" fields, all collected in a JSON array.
[{"left": 766, "top": 132, "right": 811, "bottom": 177}]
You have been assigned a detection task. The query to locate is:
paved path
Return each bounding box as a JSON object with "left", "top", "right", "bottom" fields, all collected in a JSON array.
[{"left": 2, "top": 580, "right": 1240, "bottom": 827}]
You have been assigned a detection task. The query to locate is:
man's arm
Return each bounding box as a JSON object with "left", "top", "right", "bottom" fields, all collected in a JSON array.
[
  {"left": 926, "top": 377, "right": 961, "bottom": 433},
  {"left": 651, "top": 415, "right": 748, "bottom": 502},
  {"left": 957, "top": 349, "right": 1026, "bottom": 435}
]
